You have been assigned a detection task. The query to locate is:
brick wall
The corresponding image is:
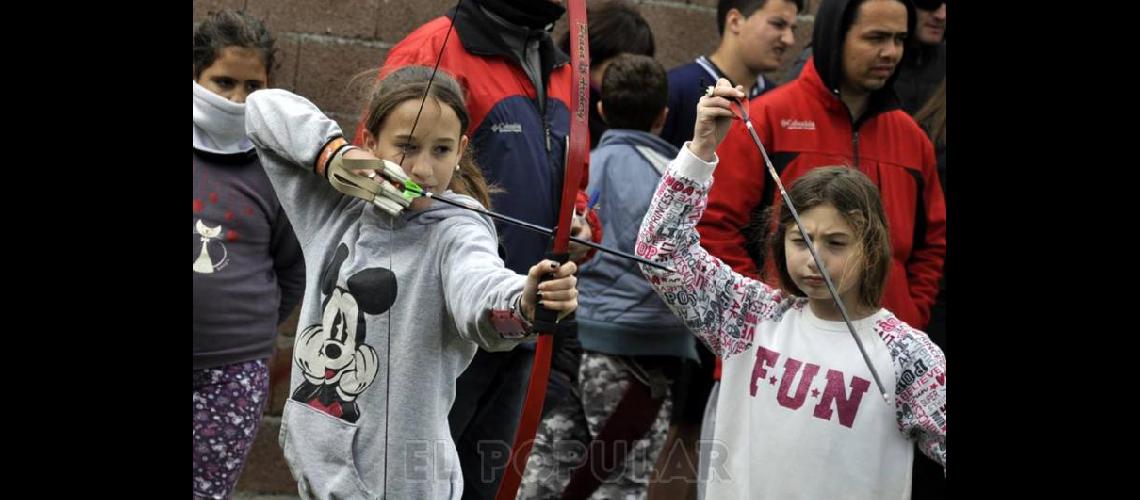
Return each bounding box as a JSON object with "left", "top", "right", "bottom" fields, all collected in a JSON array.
[{"left": 194, "top": 0, "right": 819, "bottom": 143}]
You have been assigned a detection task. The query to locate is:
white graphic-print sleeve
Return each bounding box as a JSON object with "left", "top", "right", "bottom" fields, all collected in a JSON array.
[
  {"left": 879, "top": 317, "right": 947, "bottom": 469},
  {"left": 636, "top": 146, "right": 795, "bottom": 360}
]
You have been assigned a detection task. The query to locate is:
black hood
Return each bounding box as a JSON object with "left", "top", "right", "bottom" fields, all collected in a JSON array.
[
  {"left": 451, "top": 0, "right": 569, "bottom": 69},
  {"left": 811, "top": 0, "right": 917, "bottom": 113}
]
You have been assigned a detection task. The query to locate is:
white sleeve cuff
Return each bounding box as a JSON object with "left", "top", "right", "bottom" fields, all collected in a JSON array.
[{"left": 673, "top": 141, "right": 718, "bottom": 183}]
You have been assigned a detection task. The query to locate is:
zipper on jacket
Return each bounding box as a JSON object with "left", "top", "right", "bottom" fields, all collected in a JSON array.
[
  {"left": 539, "top": 102, "right": 559, "bottom": 209},
  {"left": 544, "top": 121, "right": 552, "bottom": 154},
  {"left": 528, "top": 86, "right": 553, "bottom": 155},
  {"left": 842, "top": 96, "right": 861, "bottom": 170}
]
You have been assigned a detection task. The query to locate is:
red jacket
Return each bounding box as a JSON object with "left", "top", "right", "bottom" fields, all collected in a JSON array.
[{"left": 699, "top": 59, "right": 945, "bottom": 329}]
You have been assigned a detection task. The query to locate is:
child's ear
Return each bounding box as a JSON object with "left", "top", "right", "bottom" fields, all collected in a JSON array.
[
  {"left": 651, "top": 107, "right": 669, "bottom": 134},
  {"left": 726, "top": 8, "right": 745, "bottom": 36},
  {"left": 362, "top": 130, "right": 378, "bottom": 153},
  {"left": 596, "top": 101, "right": 607, "bottom": 125},
  {"left": 458, "top": 134, "right": 469, "bottom": 160}
]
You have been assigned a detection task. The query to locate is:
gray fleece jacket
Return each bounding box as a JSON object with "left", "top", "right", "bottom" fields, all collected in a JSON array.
[{"left": 246, "top": 89, "right": 536, "bottom": 499}]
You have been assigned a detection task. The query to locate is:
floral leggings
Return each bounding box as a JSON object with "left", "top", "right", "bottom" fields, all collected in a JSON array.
[{"left": 193, "top": 358, "right": 270, "bottom": 499}]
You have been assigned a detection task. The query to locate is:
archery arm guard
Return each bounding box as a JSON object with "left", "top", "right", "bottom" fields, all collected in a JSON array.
[{"left": 316, "top": 137, "right": 414, "bottom": 216}]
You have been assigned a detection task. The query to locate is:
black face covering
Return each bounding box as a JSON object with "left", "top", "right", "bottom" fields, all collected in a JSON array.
[
  {"left": 911, "top": 0, "right": 945, "bottom": 10},
  {"left": 478, "top": 0, "right": 566, "bottom": 29}
]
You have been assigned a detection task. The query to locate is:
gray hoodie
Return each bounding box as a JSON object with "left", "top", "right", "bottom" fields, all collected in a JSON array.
[{"left": 246, "top": 89, "right": 536, "bottom": 499}]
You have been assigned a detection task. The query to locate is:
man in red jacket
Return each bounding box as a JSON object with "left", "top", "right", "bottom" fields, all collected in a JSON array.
[{"left": 700, "top": 0, "right": 944, "bottom": 330}]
